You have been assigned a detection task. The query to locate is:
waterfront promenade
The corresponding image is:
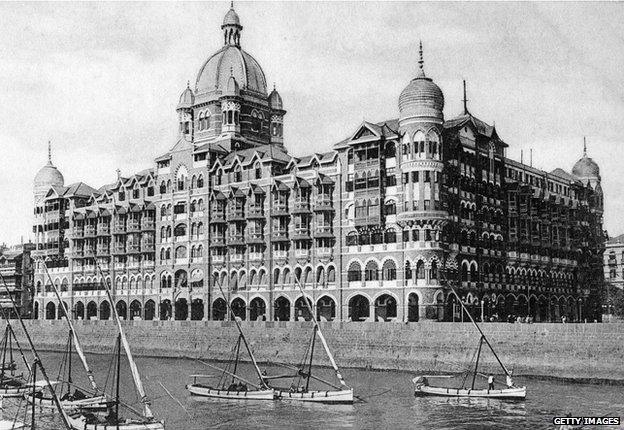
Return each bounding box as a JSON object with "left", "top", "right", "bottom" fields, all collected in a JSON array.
[{"left": 13, "top": 320, "right": 624, "bottom": 383}]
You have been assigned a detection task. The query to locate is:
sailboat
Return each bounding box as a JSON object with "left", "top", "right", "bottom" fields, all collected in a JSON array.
[
  {"left": 64, "top": 262, "right": 165, "bottom": 430},
  {"left": 186, "top": 279, "right": 275, "bottom": 400},
  {"left": 24, "top": 262, "right": 109, "bottom": 412},
  {"left": 0, "top": 272, "right": 73, "bottom": 429},
  {"left": 269, "top": 279, "right": 353, "bottom": 404},
  {"left": 412, "top": 286, "right": 526, "bottom": 400}
]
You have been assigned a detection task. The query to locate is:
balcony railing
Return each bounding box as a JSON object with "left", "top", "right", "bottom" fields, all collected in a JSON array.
[
  {"left": 212, "top": 254, "right": 225, "bottom": 263},
  {"left": 316, "top": 247, "right": 333, "bottom": 258},
  {"left": 246, "top": 232, "right": 264, "bottom": 244},
  {"left": 112, "top": 224, "right": 126, "bottom": 234},
  {"left": 96, "top": 246, "right": 110, "bottom": 256},
  {"left": 84, "top": 247, "right": 96, "bottom": 257},
  {"left": 274, "top": 250, "right": 288, "bottom": 259},
  {"left": 271, "top": 230, "right": 289, "bottom": 241},
  {"left": 314, "top": 197, "right": 333, "bottom": 211},
  {"left": 97, "top": 225, "right": 110, "bottom": 236},
  {"left": 227, "top": 235, "right": 245, "bottom": 246},
  {"left": 84, "top": 226, "right": 96, "bottom": 237},
  {"left": 141, "top": 243, "right": 155, "bottom": 252},
  {"left": 210, "top": 236, "right": 226, "bottom": 247},
  {"left": 141, "top": 220, "right": 155, "bottom": 231},
  {"left": 314, "top": 225, "right": 333, "bottom": 237},
  {"left": 112, "top": 244, "right": 126, "bottom": 254},
  {"left": 210, "top": 211, "right": 226, "bottom": 222},
  {"left": 249, "top": 252, "right": 263, "bottom": 261},
  {"left": 127, "top": 244, "right": 141, "bottom": 254},
  {"left": 70, "top": 229, "right": 84, "bottom": 238},
  {"left": 127, "top": 223, "right": 140, "bottom": 232},
  {"left": 271, "top": 204, "right": 288, "bottom": 216},
  {"left": 228, "top": 209, "right": 245, "bottom": 221},
  {"left": 292, "top": 199, "right": 311, "bottom": 213},
  {"left": 294, "top": 249, "right": 310, "bottom": 259},
  {"left": 246, "top": 206, "right": 264, "bottom": 219}
]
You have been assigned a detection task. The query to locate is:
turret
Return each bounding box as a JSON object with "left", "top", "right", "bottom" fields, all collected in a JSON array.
[{"left": 269, "top": 84, "right": 286, "bottom": 148}]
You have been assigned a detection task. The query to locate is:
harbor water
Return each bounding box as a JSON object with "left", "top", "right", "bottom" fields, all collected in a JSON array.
[{"left": 2, "top": 351, "right": 623, "bottom": 429}]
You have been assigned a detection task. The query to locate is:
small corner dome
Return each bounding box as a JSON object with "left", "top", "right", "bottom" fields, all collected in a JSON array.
[
  {"left": 269, "top": 88, "right": 283, "bottom": 110},
  {"left": 572, "top": 155, "right": 600, "bottom": 179},
  {"left": 177, "top": 85, "right": 195, "bottom": 109},
  {"left": 223, "top": 8, "right": 241, "bottom": 27},
  {"left": 224, "top": 75, "right": 240, "bottom": 96},
  {"left": 34, "top": 164, "right": 64, "bottom": 189},
  {"left": 398, "top": 75, "right": 444, "bottom": 121}
]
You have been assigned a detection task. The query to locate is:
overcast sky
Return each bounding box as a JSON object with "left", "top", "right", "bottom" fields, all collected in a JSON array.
[{"left": 1, "top": 1, "right": 623, "bottom": 245}]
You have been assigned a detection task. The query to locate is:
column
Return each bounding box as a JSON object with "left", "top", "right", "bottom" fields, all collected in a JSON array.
[
  {"left": 289, "top": 300, "right": 295, "bottom": 321},
  {"left": 369, "top": 302, "right": 375, "bottom": 322}
]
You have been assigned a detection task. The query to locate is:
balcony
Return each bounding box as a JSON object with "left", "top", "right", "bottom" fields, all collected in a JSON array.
[
  {"left": 96, "top": 246, "right": 110, "bottom": 256},
  {"left": 230, "top": 253, "right": 244, "bottom": 262},
  {"left": 212, "top": 254, "right": 225, "bottom": 264},
  {"left": 173, "top": 213, "right": 187, "bottom": 222},
  {"left": 112, "top": 224, "right": 126, "bottom": 234},
  {"left": 128, "top": 261, "right": 141, "bottom": 270},
  {"left": 271, "top": 204, "right": 288, "bottom": 217},
  {"left": 127, "top": 244, "right": 141, "bottom": 254},
  {"left": 114, "top": 263, "right": 126, "bottom": 271},
  {"left": 70, "top": 227, "right": 84, "bottom": 238},
  {"left": 84, "top": 226, "right": 96, "bottom": 237},
  {"left": 293, "top": 227, "right": 311, "bottom": 240},
  {"left": 246, "top": 232, "right": 264, "bottom": 244},
  {"left": 141, "top": 220, "right": 155, "bottom": 231},
  {"left": 249, "top": 252, "right": 263, "bottom": 261},
  {"left": 314, "top": 225, "right": 333, "bottom": 238},
  {"left": 141, "top": 243, "right": 155, "bottom": 253},
  {"left": 246, "top": 206, "right": 264, "bottom": 219},
  {"left": 210, "top": 211, "right": 226, "bottom": 223},
  {"left": 274, "top": 250, "right": 288, "bottom": 259},
  {"left": 127, "top": 223, "right": 140, "bottom": 233},
  {"left": 316, "top": 247, "right": 333, "bottom": 259},
  {"left": 294, "top": 249, "right": 310, "bottom": 259},
  {"left": 313, "top": 197, "right": 334, "bottom": 212},
  {"left": 84, "top": 247, "right": 96, "bottom": 257},
  {"left": 292, "top": 199, "right": 311, "bottom": 214},
  {"left": 228, "top": 209, "right": 245, "bottom": 222},
  {"left": 143, "top": 261, "right": 155, "bottom": 270},
  {"left": 97, "top": 225, "right": 110, "bottom": 236},
  {"left": 174, "top": 257, "right": 189, "bottom": 265},
  {"left": 73, "top": 249, "right": 84, "bottom": 258},
  {"left": 174, "top": 235, "right": 187, "bottom": 243},
  {"left": 227, "top": 235, "right": 245, "bottom": 246},
  {"left": 271, "top": 230, "right": 289, "bottom": 242},
  {"left": 210, "top": 236, "right": 226, "bottom": 247},
  {"left": 112, "top": 244, "right": 126, "bottom": 255}
]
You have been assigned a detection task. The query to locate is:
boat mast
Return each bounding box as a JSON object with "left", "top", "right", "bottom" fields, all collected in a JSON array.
[
  {"left": 470, "top": 336, "right": 483, "bottom": 389},
  {"left": 214, "top": 278, "right": 269, "bottom": 389},
  {"left": 1, "top": 326, "right": 7, "bottom": 381},
  {"left": 41, "top": 261, "right": 100, "bottom": 393},
  {"left": 95, "top": 261, "right": 154, "bottom": 418},
  {"left": 294, "top": 278, "right": 349, "bottom": 389},
  {"left": 0, "top": 274, "right": 72, "bottom": 429},
  {"left": 305, "top": 325, "right": 317, "bottom": 392},
  {"left": 68, "top": 330, "right": 73, "bottom": 388},
  {"left": 0, "top": 306, "right": 31, "bottom": 374},
  {"left": 115, "top": 333, "right": 121, "bottom": 422},
  {"left": 449, "top": 286, "right": 511, "bottom": 377},
  {"left": 31, "top": 359, "right": 37, "bottom": 430}
]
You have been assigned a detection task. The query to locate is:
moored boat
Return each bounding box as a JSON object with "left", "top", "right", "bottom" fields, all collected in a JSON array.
[
  {"left": 269, "top": 279, "right": 354, "bottom": 405},
  {"left": 413, "top": 381, "right": 526, "bottom": 400},
  {"left": 186, "top": 279, "right": 275, "bottom": 402},
  {"left": 412, "top": 285, "right": 527, "bottom": 401}
]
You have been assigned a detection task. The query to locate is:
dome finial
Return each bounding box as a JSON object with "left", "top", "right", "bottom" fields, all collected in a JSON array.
[
  {"left": 222, "top": 2, "right": 242, "bottom": 46},
  {"left": 47, "top": 140, "right": 53, "bottom": 165},
  {"left": 583, "top": 136, "right": 587, "bottom": 156},
  {"left": 417, "top": 40, "right": 425, "bottom": 77}
]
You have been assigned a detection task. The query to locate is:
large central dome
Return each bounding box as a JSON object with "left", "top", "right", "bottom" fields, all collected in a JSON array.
[
  {"left": 195, "top": 46, "right": 267, "bottom": 95},
  {"left": 195, "top": 4, "right": 267, "bottom": 96}
]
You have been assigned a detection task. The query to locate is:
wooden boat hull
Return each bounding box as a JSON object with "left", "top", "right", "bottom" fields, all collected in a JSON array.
[
  {"left": 186, "top": 384, "right": 276, "bottom": 400},
  {"left": 276, "top": 388, "right": 354, "bottom": 404},
  {"left": 66, "top": 413, "right": 165, "bottom": 430},
  {"left": 0, "top": 420, "right": 25, "bottom": 430},
  {"left": 414, "top": 384, "right": 526, "bottom": 400},
  {"left": 25, "top": 393, "right": 110, "bottom": 411}
]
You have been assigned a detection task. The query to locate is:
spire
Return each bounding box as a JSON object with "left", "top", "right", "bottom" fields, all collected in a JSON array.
[
  {"left": 462, "top": 80, "right": 469, "bottom": 115},
  {"left": 417, "top": 41, "right": 425, "bottom": 77},
  {"left": 116, "top": 168, "right": 121, "bottom": 180},
  {"left": 583, "top": 137, "right": 587, "bottom": 156},
  {"left": 47, "top": 140, "right": 52, "bottom": 165}
]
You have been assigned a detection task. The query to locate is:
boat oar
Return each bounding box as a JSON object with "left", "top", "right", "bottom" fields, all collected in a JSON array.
[
  {"left": 196, "top": 359, "right": 261, "bottom": 390},
  {"left": 159, "top": 382, "right": 191, "bottom": 418},
  {"left": 262, "top": 373, "right": 299, "bottom": 380}
]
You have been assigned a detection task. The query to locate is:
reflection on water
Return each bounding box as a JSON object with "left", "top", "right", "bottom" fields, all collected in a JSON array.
[{"left": 1, "top": 351, "right": 622, "bottom": 429}]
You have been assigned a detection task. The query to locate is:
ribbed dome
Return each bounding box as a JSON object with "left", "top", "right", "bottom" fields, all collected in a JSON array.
[
  {"left": 399, "top": 75, "right": 444, "bottom": 121},
  {"left": 34, "top": 163, "right": 64, "bottom": 190},
  {"left": 269, "top": 88, "right": 283, "bottom": 110},
  {"left": 177, "top": 84, "right": 195, "bottom": 109},
  {"left": 572, "top": 154, "right": 600, "bottom": 179},
  {"left": 223, "top": 8, "right": 241, "bottom": 27},
  {"left": 195, "top": 46, "right": 267, "bottom": 95}
]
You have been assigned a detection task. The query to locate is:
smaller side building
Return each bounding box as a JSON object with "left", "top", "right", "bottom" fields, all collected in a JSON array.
[
  {"left": 0, "top": 243, "right": 36, "bottom": 317},
  {"left": 604, "top": 234, "right": 624, "bottom": 290}
]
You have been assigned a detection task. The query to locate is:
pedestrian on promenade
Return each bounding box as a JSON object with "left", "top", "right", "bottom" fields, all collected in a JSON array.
[{"left": 488, "top": 375, "right": 494, "bottom": 390}]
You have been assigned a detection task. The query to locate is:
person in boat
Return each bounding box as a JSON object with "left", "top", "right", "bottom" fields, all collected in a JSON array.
[
  {"left": 488, "top": 375, "right": 494, "bottom": 390},
  {"left": 506, "top": 372, "right": 514, "bottom": 388},
  {"left": 227, "top": 382, "right": 238, "bottom": 391}
]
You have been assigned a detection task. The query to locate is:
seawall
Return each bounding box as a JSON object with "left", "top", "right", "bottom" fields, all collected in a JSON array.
[{"left": 12, "top": 320, "right": 624, "bottom": 383}]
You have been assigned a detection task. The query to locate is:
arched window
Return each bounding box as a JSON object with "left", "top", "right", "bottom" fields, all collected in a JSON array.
[
  {"left": 175, "top": 246, "right": 187, "bottom": 259},
  {"left": 254, "top": 162, "right": 262, "bottom": 179},
  {"left": 160, "top": 181, "right": 166, "bottom": 194},
  {"left": 416, "top": 260, "right": 425, "bottom": 279},
  {"left": 198, "top": 113, "right": 204, "bottom": 130},
  {"left": 204, "top": 112, "right": 211, "bottom": 130},
  {"left": 176, "top": 166, "right": 188, "bottom": 191},
  {"left": 197, "top": 175, "right": 204, "bottom": 188},
  {"left": 347, "top": 261, "right": 362, "bottom": 282},
  {"left": 384, "top": 200, "right": 396, "bottom": 216},
  {"left": 233, "top": 165, "right": 242, "bottom": 183},
  {"left": 174, "top": 224, "right": 186, "bottom": 237},
  {"left": 365, "top": 261, "right": 379, "bottom": 281},
  {"left": 251, "top": 110, "right": 262, "bottom": 132},
  {"left": 405, "top": 261, "right": 412, "bottom": 280},
  {"left": 385, "top": 142, "right": 395, "bottom": 158},
  {"left": 429, "top": 260, "right": 438, "bottom": 280},
  {"left": 382, "top": 260, "right": 397, "bottom": 280},
  {"left": 384, "top": 228, "right": 396, "bottom": 243},
  {"left": 414, "top": 131, "right": 425, "bottom": 157}
]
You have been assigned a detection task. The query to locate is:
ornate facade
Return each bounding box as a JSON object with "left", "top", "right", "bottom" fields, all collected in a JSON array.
[{"left": 31, "top": 5, "right": 604, "bottom": 323}]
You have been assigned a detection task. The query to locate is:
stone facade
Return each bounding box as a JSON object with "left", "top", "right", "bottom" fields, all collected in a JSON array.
[{"left": 31, "top": 5, "right": 604, "bottom": 324}]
